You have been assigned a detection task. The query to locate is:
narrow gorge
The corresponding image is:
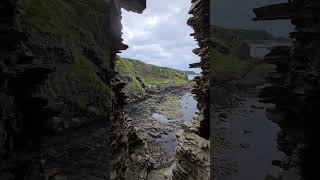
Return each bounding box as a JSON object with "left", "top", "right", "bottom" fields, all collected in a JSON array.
[
  {"left": 3, "top": 0, "right": 317, "bottom": 180},
  {"left": 111, "top": 0, "right": 210, "bottom": 179},
  {"left": 1, "top": 0, "right": 210, "bottom": 179}
]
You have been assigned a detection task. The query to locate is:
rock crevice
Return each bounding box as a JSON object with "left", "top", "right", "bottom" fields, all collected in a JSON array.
[{"left": 170, "top": 0, "right": 210, "bottom": 179}]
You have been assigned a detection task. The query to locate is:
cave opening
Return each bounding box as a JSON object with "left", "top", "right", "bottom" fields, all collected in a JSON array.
[{"left": 113, "top": 0, "right": 208, "bottom": 178}]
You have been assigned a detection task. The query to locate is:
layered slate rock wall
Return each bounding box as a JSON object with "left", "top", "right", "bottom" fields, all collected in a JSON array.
[
  {"left": 188, "top": 0, "right": 210, "bottom": 140},
  {"left": 109, "top": 1, "right": 146, "bottom": 179},
  {"left": 1, "top": 0, "right": 112, "bottom": 179},
  {"left": 254, "top": 1, "right": 319, "bottom": 179},
  {"left": 171, "top": 0, "right": 210, "bottom": 179}
]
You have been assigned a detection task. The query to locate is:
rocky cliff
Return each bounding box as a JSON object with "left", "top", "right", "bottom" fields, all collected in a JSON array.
[
  {"left": 254, "top": 1, "right": 319, "bottom": 179},
  {"left": 188, "top": 0, "right": 210, "bottom": 140},
  {"left": 0, "top": 1, "right": 52, "bottom": 179}
]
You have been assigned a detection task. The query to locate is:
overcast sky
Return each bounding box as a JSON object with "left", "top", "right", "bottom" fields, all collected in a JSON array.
[
  {"left": 211, "top": 0, "right": 294, "bottom": 37},
  {"left": 120, "top": 0, "right": 201, "bottom": 73}
]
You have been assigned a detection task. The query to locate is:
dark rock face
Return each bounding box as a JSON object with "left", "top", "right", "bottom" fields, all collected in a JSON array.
[
  {"left": 109, "top": 1, "right": 146, "bottom": 179},
  {"left": 116, "top": 0, "right": 146, "bottom": 14},
  {"left": 0, "top": 0, "right": 52, "bottom": 179},
  {"left": 254, "top": 1, "right": 320, "bottom": 179},
  {"left": 188, "top": 0, "right": 210, "bottom": 140},
  {"left": 1, "top": 0, "right": 111, "bottom": 179}
]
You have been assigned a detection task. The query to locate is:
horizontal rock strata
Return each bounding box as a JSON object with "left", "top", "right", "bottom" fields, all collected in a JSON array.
[{"left": 188, "top": 0, "right": 210, "bottom": 140}]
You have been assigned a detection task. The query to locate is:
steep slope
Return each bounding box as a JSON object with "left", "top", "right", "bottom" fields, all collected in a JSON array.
[
  {"left": 210, "top": 25, "right": 251, "bottom": 83},
  {"left": 116, "top": 58, "right": 191, "bottom": 102}
]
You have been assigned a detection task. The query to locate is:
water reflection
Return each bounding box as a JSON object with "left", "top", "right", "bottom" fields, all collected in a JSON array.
[
  {"left": 153, "top": 92, "right": 199, "bottom": 157},
  {"left": 181, "top": 93, "right": 198, "bottom": 122}
]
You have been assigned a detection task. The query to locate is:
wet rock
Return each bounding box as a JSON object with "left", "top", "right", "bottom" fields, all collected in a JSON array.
[{"left": 124, "top": 90, "right": 194, "bottom": 178}]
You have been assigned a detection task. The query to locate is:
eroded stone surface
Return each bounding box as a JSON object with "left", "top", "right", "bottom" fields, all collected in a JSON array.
[{"left": 171, "top": 129, "right": 210, "bottom": 180}]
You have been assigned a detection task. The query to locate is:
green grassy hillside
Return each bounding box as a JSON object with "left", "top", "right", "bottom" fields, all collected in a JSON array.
[{"left": 116, "top": 57, "right": 191, "bottom": 98}]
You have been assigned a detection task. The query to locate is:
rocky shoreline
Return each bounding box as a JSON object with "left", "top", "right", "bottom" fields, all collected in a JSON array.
[
  {"left": 124, "top": 82, "right": 194, "bottom": 104},
  {"left": 122, "top": 84, "right": 209, "bottom": 180},
  {"left": 124, "top": 86, "right": 193, "bottom": 166}
]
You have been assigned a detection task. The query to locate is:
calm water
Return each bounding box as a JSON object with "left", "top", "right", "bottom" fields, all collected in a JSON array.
[
  {"left": 180, "top": 93, "right": 198, "bottom": 122},
  {"left": 153, "top": 92, "right": 198, "bottom": 156},
  {"left": 224, "top": 97, "right": 285, "bottom": 180}
]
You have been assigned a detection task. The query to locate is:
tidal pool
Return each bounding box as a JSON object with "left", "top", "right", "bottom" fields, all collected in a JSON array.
[
  {"left": 153, "top": 92, "right": 199, "bottom": 157},
  {"left": 180, "top": 93, "right": 198, "bottom": 122}
]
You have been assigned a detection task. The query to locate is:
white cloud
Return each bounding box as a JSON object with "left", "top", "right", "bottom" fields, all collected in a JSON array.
[{"left": 120, "top": 0, "right": 201, "bottom": 73}]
